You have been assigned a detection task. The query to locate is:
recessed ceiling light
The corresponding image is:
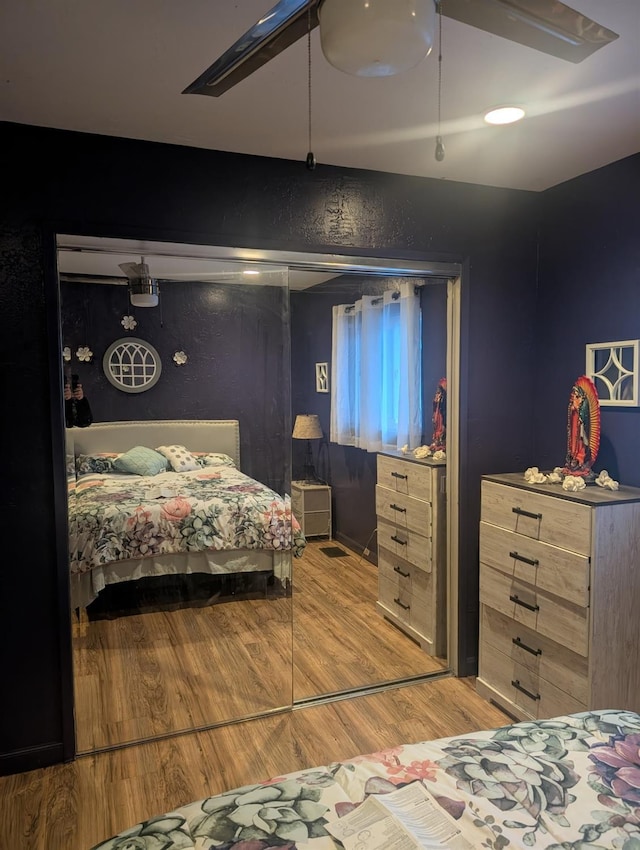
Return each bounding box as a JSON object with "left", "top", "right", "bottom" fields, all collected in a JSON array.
[
  {"left": 243, "top": 269, "right": 260, "bottom": 276},
  {"left": 484, "top": 106, "right": 525, "bottom": 125}
]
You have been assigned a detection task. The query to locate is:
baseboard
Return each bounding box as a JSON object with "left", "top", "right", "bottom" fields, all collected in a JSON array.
[{"left": 0, "top": 742, "right": 66, "bottom": 776}]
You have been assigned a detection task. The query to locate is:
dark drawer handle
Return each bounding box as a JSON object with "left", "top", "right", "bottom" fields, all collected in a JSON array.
[
  {"left": 509, "top": 551, "right": 539, "bottom": 567},
  {"left": 394, "top": 597, "right": 410, "bottom": 611},
  {"left": 394, "top": 565, "right": 410, "bottom": 578},
  {"left": 390, "top": 503, "right": 407, "bottom": 513},
  {"left": 510, "top": 594, "right": 539, "bottom": 612},
  {"left": 390, "top": 534, "right": 407, "bottom": 545},
  {"left": 512, "top": 679, "right": 540, "bottom": 701},
  {"left": 391, "top": 472, "right": 408, "bottom": 480},
  {"left": 512, "top": 636, "right": 542, "bottom": 656},
  {"left": 512, "top": 506, "right": 542, "bottom": 520}
]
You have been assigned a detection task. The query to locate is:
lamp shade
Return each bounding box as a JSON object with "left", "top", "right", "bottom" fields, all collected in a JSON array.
[
  {"left": 318, "top": 0, "right": 436, "bottom": 77},
  {"left": 292, "top": 414, "right": 323, "bottom": 440}
]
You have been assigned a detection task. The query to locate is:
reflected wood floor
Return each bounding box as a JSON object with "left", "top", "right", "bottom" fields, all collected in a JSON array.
[
  {"left": 73, "top": 541, "right": 447, "bottom": 751},
  {"left": 293, "top": 540, "right": 447, "bottom": 699},
  {"left": 0, "top": 677, "right": 510, "bottom": 850}
]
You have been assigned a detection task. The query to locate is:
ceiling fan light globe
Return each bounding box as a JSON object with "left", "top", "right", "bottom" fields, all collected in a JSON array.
[
  {"left": 129, "top": 280, "right": 159, "bottom": 308},
  {"left": 318, "top": 0, "right": 436, "bottom": 77}
]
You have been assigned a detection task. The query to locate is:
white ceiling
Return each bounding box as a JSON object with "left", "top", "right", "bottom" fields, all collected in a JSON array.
[{"left": 1, "top": 1, "right": 638, "bottom": 192}]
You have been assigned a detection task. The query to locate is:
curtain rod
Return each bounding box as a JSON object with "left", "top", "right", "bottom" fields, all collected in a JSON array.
[{"left": 345, "top": 289, "right": 418, "bottom": 311}]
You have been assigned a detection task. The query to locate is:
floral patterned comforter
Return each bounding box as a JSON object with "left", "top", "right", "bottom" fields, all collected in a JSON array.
[
  {"left": 93, "top": 710, "right": 640, "bottom": 850},
  {"left": 70, "top": 466, "right": 306, "bottom": 575}
]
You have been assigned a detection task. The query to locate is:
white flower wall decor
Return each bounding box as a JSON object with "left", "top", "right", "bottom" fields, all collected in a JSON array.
[
  {"left": 173, "top": 351, "right": 188, "bottom": 366},
  {"left": 121, "top": 315, "right": 137, "bottom": 330},
  {"left": 62, "top": 346, "right": 72, "bottom": 362},
  {"left": 76, "top": 346, "right": 93, "bottom": 362}
]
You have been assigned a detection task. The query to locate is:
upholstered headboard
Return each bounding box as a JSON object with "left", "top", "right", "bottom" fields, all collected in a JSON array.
[{"left": 70, "top": 420, "right": 241, "bottom": 469}]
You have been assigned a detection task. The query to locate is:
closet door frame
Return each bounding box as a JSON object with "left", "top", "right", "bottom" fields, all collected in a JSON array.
[{"left": 49, "top": 232, "right": 463, "bottom": 760}]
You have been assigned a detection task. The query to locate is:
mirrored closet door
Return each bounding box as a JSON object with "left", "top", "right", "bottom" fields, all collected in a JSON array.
[
  {"left": 58, "top": 236, "right": 294, "bottom": 753},
  {"left": 289, "top": 273, "right": 451, "bottom": 702},
  {"left": 57, "top": 234, "right": 456, "bottom": 755}
]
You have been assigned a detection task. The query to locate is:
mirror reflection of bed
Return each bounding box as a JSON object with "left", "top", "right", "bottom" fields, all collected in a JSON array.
[{"left": 59, "top": 239, "right": 451, "bottom": 755}]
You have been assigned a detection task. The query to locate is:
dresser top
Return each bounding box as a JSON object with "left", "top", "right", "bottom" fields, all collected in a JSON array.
[
  {"left": 483, "top": 472, "right": 640, "bottom": 506},
  {"left": 379, "top": 449, "right": 446, "bottom": 468}
]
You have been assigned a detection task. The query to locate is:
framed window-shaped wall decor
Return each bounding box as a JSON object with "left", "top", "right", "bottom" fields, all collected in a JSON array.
[
  {"left": 316, "top": 362, "right": 329, "bottom": 393},
  {"left": 103, "top": 337, "right": 162, "bottom": 393},
  {"left": 586, "top": 339, "right": 640, "bottom": 407}
]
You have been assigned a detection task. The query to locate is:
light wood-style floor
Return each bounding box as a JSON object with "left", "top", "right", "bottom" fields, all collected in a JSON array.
[
  {"left": 0, "top": 540, "right": 496, "bottom": 850},
  {"left": 73, "top": 541, "right": 447, "bottom": 751},
  {"left": 0, "top": 677, "right": 510, "bottom": 850}
]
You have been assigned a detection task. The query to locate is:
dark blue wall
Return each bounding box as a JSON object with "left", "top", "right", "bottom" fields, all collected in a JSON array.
[
  {"left": 61, "top": 279, "right": 290, "bottom": 492},
  {"left": 535, "top": 155, "right": 640, "bottom": 484},
  {"left": 0, "top": 119, "right": 540, "bottom": 774}
]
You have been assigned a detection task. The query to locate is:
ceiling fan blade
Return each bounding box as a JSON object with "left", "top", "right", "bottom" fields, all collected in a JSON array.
[
  {"left": 184, "top": 0, "right": 618, "bottom": 98},
  {"left": 443, "top": 0, "right": 618, "bottom": 63},
  {"left": 183, "top": 0, "right": 318, "bottom": 97},
  {"left": 118, "top": 261, "right": 145, "bottom": 279}
]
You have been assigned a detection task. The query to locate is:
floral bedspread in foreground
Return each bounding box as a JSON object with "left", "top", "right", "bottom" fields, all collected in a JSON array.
[
  {"left": 92, "top": 709, "right": 640, "bottom": 849},
  {"left": 70, "top": 466, "right": 306, "bottom": 575}
]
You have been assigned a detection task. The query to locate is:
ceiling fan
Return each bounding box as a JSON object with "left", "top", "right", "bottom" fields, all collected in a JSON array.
[
  {"left": 118, "top": 257, "right": 160, "bottom": 307},
  {"left": 183, "top": 0, "right": 618, "bottom": 97}
]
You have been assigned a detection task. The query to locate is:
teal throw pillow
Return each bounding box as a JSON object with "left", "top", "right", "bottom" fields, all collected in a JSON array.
[{"left": 113, "top": 446, "right": 169, "bottom": 476}]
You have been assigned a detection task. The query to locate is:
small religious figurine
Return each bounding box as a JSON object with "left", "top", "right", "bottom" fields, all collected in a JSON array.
[
  {"left": 562, "top": 375, "right": 600, "bottom": 481},
  {"left": 430, "top": 378, "right": 447, "bottom": 451}
]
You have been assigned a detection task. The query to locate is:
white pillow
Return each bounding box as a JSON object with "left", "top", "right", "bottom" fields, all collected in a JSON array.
[{"left": 155, "top": 444, "right": 199, "bottom": 472}]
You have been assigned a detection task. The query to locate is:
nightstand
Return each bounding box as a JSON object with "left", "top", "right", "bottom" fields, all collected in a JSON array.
[{"left": 291, "top": 481, "right": 332, "bottom": 539}]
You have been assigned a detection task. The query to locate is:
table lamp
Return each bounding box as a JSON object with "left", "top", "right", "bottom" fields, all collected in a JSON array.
[{"left": 292, "top": 414, "right": 323, "bottom": 482}]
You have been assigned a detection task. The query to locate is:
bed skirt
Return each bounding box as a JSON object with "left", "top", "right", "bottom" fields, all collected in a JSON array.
[{"left": 71, "top": 549, "right": 291, "bottom": 610}]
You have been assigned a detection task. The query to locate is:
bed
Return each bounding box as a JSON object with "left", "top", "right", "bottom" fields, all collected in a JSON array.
[
  {"left": 67, "top": 419, "right": 305, "bottom": 610},
  {"left": 92, "top": 708, "right": 640, "bottom": 849}
]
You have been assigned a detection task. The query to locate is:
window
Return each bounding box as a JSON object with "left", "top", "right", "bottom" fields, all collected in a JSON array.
[{"left": 330, "top": 282, "right": 422, "bottom": 452}]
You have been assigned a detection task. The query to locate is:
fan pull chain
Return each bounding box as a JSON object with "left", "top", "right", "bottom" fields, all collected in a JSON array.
[
  {"left": 435, "top": 0, "right": 445, "bottom": 162},
  {"left": 306, "top": 2, "right": 316, "bottom": 170}
]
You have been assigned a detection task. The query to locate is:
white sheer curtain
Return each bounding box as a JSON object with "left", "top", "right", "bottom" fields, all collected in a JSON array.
[{"left": 330, "top": 281, "right": 422, "bottom": 452}]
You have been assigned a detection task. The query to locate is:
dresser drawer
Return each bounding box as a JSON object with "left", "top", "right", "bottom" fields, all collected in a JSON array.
[
  {"left": 376, "top": 485, "right": 432, "bottom": 536},
  {"left": 479, "top": 521, "right": 590, "bottom": 607},
  {"left": 377, "top": 454, "right": 433, "bottom": 502},
  {"left": 481, "top": 481, "right": 592, "bottom": 556},
  {"left": 378, "top": 547, "right": 433, "bottom": 602},
  {"left": 479, "top": 642, "right": 587, "bottom": 719},
  {"left": 377, "top": 518, "right": 432, "bottom": 572},
  {"left": 480, "top": 605, "right": 588, "bottom": 704},
  {"left": 378, "top": 564, "right": 433, "bottom": 636},
  {"left": 480, "top": 564, "right": 589, "bottom": 656}
]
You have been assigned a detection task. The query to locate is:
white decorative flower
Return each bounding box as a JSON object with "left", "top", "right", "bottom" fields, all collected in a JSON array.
[
  {"left": 401, "top": 444, "right": 409, "bottom": 454},
  {"left": 524, "top": 466, "right": 548, "bottom": 484},
  {"left": 121, "top": 315, "right": 137, "bottom": 330},
  {"left": 62, "top": 346, "right": 71, "bottom": 362},
  {"left": 76, "top": 346, "right": 93, "bottom": 362},
  {"left": 173, "top": 350, "right": 188, "bottom": 366},
  {"left": 596, "top": 469, "right": 619, "bottom": 491},
  {"left": 432, "top": 449, "right": 446, "bottom": 461},
  {"left": 413, "top": 445, "right": 432, "bottom": 459},
  {"left": 562, "top": 475, "right": 587, "bottom": 492}
]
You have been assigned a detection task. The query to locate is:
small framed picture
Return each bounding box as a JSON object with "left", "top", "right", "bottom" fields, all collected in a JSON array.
[
  {"left": 316, "top": 362, "right": 329, "bottom": 393},
  {"left": 586, "top": 340, "right": 639, "bottom": 407}
]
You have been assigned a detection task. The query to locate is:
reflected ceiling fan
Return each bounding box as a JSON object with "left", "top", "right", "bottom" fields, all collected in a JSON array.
[
  {"left": 118, "top": 257, "right": 160, "bottom": 307},
  {"left": 183, "top": 0, "right": 618, "bottom": 97}
]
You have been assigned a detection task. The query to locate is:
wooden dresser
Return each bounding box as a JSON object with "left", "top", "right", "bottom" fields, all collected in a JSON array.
[
  {"left": 375, "top": 452, "right": 446, "bottom": 656},
  {"left": 477, "top": 472, "right": 640, "bottom": 720}
]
